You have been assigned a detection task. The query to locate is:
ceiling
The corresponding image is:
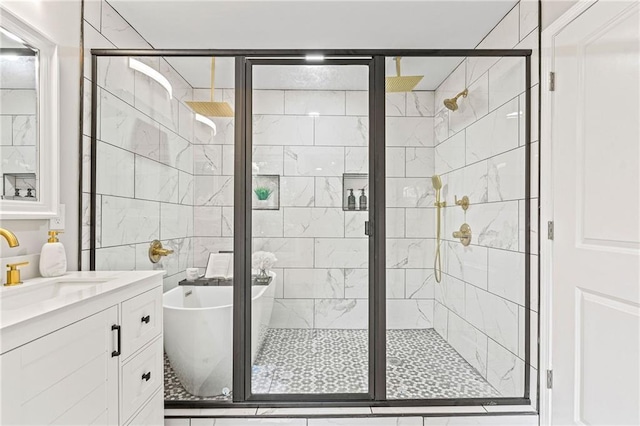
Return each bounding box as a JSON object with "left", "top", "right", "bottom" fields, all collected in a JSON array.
[{"left": 109, "top": 0, "right": 518, "bottom": 90}]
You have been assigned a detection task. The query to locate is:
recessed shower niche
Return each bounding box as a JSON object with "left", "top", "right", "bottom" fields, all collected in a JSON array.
[{"left": 88, "top": 52, "right": 534, "bottom": 406}]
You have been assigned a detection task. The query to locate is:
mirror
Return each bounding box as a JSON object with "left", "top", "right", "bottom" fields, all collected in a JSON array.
[{"left": 0, "top": 7, "right": 58, "bottom": 219}]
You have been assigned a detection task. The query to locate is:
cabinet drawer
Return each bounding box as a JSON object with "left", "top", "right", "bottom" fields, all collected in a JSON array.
[
  {"left": 121, "top": 337, "right": 163, "bottom": 424},
  {"left": 122, "top": 287, "right": 162, "bottom": 357},
  {"left": 125, "top": 388, "right": 163, "bottom": 426}
]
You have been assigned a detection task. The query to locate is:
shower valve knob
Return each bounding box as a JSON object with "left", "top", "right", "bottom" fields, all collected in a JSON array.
[
  {"left": 454, "top": 195, "right": 470, "bottom": 211},
  {"left": 453, "top": 223, "right": 472, "bottom": 246}
]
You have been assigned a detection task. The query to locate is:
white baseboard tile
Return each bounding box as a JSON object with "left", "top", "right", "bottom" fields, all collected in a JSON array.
[{"left": 423, "top": 415, "right": 538, "bottom": 425}]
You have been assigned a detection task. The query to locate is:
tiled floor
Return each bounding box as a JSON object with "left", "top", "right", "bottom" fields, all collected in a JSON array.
[{"left": 165, "top": 328, "right": 499, "bottom": 401}]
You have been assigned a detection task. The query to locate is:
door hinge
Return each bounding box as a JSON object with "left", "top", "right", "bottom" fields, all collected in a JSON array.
[
  {"left": 546, "top": 370, "right": 553, "bottom": 389},
  {"left": 548, "top": 221, "right": 554, "bottom": 240},
  {"left": 549, "top": 72, "right": 555, "bottom": 91}
]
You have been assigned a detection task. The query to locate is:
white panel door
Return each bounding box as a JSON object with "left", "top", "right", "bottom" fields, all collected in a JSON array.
[{"left": 550, "top": 1, "right": 640, "bottom": 424}]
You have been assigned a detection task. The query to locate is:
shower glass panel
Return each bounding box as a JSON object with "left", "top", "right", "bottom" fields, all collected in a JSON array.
[
  {"left": 249, "top": 63, "right": 370, "bottom": 395},
  {"left": 384, "top": 56, "right": 529, "bottom": 399}
]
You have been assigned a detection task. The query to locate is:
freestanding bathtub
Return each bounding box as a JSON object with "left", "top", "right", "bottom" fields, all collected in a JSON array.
[{"left": 163, "top": 274, "right": 275, "bottom": 397}]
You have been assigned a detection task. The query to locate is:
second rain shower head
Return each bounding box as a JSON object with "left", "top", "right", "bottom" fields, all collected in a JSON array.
[{"left": 443, "top": 88, "right": 469, "bottom": 112}]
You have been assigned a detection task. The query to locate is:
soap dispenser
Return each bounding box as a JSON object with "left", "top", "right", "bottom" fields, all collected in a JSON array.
[
  {"left": 359, "top": 188, "right": 367, "bottom": 211},
  {"left": 39, "top": 231, "right": 67, "bottom": 277},
  {"left": 347, "top": 189, "right": 356, "bottom": 210}
]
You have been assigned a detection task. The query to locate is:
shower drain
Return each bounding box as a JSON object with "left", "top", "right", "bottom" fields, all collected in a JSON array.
[{"left": 387, "top": 357, "right": 403, "bottom": 366}]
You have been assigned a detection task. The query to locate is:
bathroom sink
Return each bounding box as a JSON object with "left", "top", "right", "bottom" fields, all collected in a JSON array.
[{"left": 0, "top": 278, "right": 110, "bottom": 311}]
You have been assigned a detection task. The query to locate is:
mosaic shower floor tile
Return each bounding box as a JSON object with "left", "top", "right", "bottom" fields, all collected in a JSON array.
[{"left": 164, "top": 328, "right": 500, "bottom": 401}]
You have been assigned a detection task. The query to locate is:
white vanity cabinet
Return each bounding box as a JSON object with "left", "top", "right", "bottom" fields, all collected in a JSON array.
[{"left": 0, "top": 272, "right": 164, "bottom": 426}]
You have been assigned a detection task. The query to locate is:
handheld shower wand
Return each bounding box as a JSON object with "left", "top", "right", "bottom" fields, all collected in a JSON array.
[{"left": 432, "top": 175, "right": 445, "bottom": 283}]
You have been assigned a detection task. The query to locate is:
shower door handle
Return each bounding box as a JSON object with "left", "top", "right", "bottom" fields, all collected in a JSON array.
[{"left": 364, "top": 221, "right": 373, "bottom": 236}]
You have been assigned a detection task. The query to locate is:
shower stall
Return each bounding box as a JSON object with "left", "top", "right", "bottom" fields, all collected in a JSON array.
[{"left": 86, "top": 49, "right": 535, "bottom": 406}]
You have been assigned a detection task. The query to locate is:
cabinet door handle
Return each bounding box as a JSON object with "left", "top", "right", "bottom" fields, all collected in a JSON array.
[
  {"left": 142, "top": 372, "right": 151, "bottom": 382},
  {"left": 141, "top": 315, "right": 150, "bottom": 324},
  {"left": 111, "top": 324, "right": 121, "bottom": 357}
]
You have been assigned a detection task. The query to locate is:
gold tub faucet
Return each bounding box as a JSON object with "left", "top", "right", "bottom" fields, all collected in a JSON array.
[{"left": 0, "top": 228, "right": 19, "bottom": 248}]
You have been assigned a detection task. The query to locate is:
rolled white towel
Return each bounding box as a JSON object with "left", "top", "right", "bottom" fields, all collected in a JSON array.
[{"left": 205, "top": 253, "right": 233, "bottom": 279}]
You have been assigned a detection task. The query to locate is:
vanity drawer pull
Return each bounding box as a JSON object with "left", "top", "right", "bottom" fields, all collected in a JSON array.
[
  {"left": 141, "top": 315, "right": 150, "bottom": 324},
  {"left": 141, "top": 371, "right": 151, "bottom": 382},
  {"left": 111, "top": 324, "right": 121, "bottom": 357}
]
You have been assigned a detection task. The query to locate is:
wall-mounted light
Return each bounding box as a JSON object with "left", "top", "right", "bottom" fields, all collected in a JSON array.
[
  {"left": 129, "top": 58, "right": 172, "bottom": 99},
  {"left": 195, "top": 113, "right": 217, "bottom": 136},
  {"left": 305, "top": 54, "right": 325, "bottom": 61}
]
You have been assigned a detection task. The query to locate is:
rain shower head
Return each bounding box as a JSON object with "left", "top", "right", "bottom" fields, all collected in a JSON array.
[
  {"left": 385, "top": 57, "right": 424, "bottom": 93},
  {"left": 443, "top": 88, "right": 469, "bottom": 112},
  {"left": 186, "top": 57, "right": 234, "bottom": 118},
  {"left": 431, "top": 175, "right": 442, "bottom": 191}
]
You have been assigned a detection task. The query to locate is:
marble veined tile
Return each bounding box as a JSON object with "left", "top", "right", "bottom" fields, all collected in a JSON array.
[
  {"left": 0, "top": 89, "right": 36, "bottom": 115},
  {"left": 315, "top": 239, "right": 368, "bottom": 268},
  {"left": 466, "top": 285, "right": 519, "bottom": 354},
  {"left": 386, "top": 238, "right": 434, "bottom": 269},
  {"left": 345, "top": 91, "right": 368, "bottom": 116},
  {"left": 134, "top": 72, "right": 180, "bottom": 133},
  {"left": 435, "top": 274, "right": 465, "bottom": 317},
  {"left": 405, "top": 268, "right": 435, "bottom": 299},
  {"left": 488, "top": 248, "right": 525, "bottom": 306},
  {"left": 269, "top": 299, "right": 314, "bottom": 328},
  {"left": 253, "top": 210, "right": 284, "bottom": 238},
  {"left": 345, "top": 147, "right": 368, "bottom": 173},
  {"left": 520, "top": 0, "right": 538, "bottom": 41},
  {"left": 386, "top": 299, "right": 433, "bottom": 329},
  {"left": 449, "top": 72, "right": 489, "bottom": 135},
  {"left": 488, "top": 57, "right": 526, "bottom": 112},
  {"left": 386, "top": 92, "right": 406, "bottom": 116},
  {"left": 194, "top": 206, "right": 222, "bottom": 237},
  {"left": 192, "top": 237, "right": 234, "bottom": 267},
  {"left": 488, "top": 146, "right": 526, "bottom": 202},
  {"left": 96, "top": 141, "right": 134, "bottom": 198},
  {"left": 434, "top": 301, "right": 448, "bottom": 339},
  {"left": 315, "top": 116, "right": 368, "bottom": 146},
  {"left": 407, "top": 91, "right": 435, "bottom": 117},
  {"left": 135, "top": 156, "right": 179, "bottom": 203},
  {"left": 487, "top": 338, "right": 525, "bottom": 397},
  {"left": 435, "top": 131, "right": 465, "bottom": 175},
  {"left": 446, "top": 242, "right": 488, "bottom": 291},
  {"left": 194, "top": 176, "right": 234, "bottom": 206},
  {"left": 404, "top": 208, "right": 434, "bottom": 239},
  {"left": 253, "top": 145, "right": 284, "bottom": 175},
  {"left": 344, "top": 268, "right": 368, "bottom": 299},
  {"left": 254, "top": 238, "right": 314, "bottom": 268},
  {"left": 386, "top": 177, "right": 435, "bottom": 208},
  {"left": 11, "top": 116, "right": 36, "bottom": 146},
  {"left": 178, "top": 171, "right": 193, "bottom": 205},
  {"left": 284, "top": 146, "right": 344, "bottom": 176},
  {"left": 447, "top": 312, "right": 488, "bottom": 378},
  {"left": 0, "top": 56, "right": 36, "bottom": 89},
  {"left": 405, "top": 147, "right": 434, "bottom": 178},
  {"left": 386, "top": 117, "right": 434, "bottom": 147},
  {"left": 284, "top": 268, "right": 345, "bottom": 299},
  {"left": 280, "top": 176, "right": 314, "bottom": 207},
  {"left": 159, "top": 128, "right": 192, "bottom": 173},
  {"left": 434, "top": 108, "right": 449, "bottom": 145},
  {"left": 386, "top": 147, "right": 405, "bottom": 178},
  {"left": 194, "top": 144, "right": 222, "bottom": 175},
  {"left": 95, "top": 245, "right": 136, "bottom": 271},
  {"left": 285, "top": 90, "right": 345, "bottom": 115},
  {"left": 466, "top": 98, "right": 519, "bottom": 163},
  {"left": 254, "top": 90, "right": 284, "bottom": 115},
  {"left": 284, "top": 207, "right": 344, "bottom": 238},
  {"left": 435, "top": 61, "right": 465, "bottom": 113},
  {"left": 385, "top": 208, "right": 405, "bottom": 238},
  {"left": 1, "top": 116, "right": 11, "bottom": 145},
  {"left": 315, "top": 299, "right": 368, "bottom": 329},
  {"left": 100, "top": 196, "right": 159, "bottom": 247},
  {"left": 101, "top": 2, "right": 151, "bottom": 49},
  {"left": 467, "top": 201, "right": 519, "bottom": 250},
  {"left": 387, "top": 269, "right": 406, "bottom": 299},
  {"left": 97, "top": 56, "right": 134, "bottom": 105},
  {"left": 194, "top": 117, "right": 234, "bottom": 145},
  {"left": 253, "top": 115, "right": 313, "bottom": 146},
  {"left": 0, "top": 146, "right": 36, "bottom": 174},
  {"left": 160, "top": 203, "right": 193, "bottom": 240}
]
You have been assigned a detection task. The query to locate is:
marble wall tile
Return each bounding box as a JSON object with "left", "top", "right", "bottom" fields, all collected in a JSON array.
[
  {"left": 435, "top": 274, "right": 465, "bottom": 317},
  {"left": 442, "top": 203, "right": 465, "bottom": 247},
  {"left": 345, "top": 91, "right": 368, "bottom": 116},
  {"left": 315, "top": 299, "right": 368, "bottom": 329},
  {"left": 254, "top": 238, "right": 314, "bottom": 268},
  {"left": 253, "top": 115, "right": 313, "bottom": 146},
  {"left": 159, "top": 128, "right": 193, "bottom": 173},
  {"left": 95, "top": 245, "right": 136, "bottom": 271},
  {"left": 315, "top": 239, "right": 368, "bottom": 268},
  {"left": 435, "top": 62, "right": 466, "bottom": 114},
  {"left": 222, "top": 145, "right": 234, "bottom": 176},
  {"left": 386, "top": 92, "right": 406, "bottom": 116},
  {"left": 254, "top": 90, "right": 285, "bottom": 115},
  {"left": 517, "top": 32, "right": 540, "bottom": 88},
  {"left": 405, "top": 147, "right": 434, "bottom": 178},
  {"left": 100, "top": 196, "right": 159, "bottom": 247},
  {"left": 386, "top": 117, "right": 434, "bottom": 147},
  {"left": 386, "top": 178, "right": 434, "bottom": 208},
  {"left": 405, "top": 208, "right": 435, "bottom": 239},
  {"left": 344, "top": 268, "right": 368, "bottom": 298},
  {"left": 386, "top": 208, "right": 405, "bottom": 238},
  {"left": 449, "top": 73, "right": 489, "bottom": 135},
  {"left": 135, "top": 156, "right": 179, "bottom": 203},
  {"left": 487, "top": 338, "right": 525, "bottom": 396},
  {"left": 386, "top": 269, "right": 406, "bottom": 299},
  {"left": 194, "top": 206, "right": 222, "bottom": 237},
  {"left": 465, "top": 98, "right": 519, "bottom": 163},
  {"left": 159, "top": 60, "right": 192, "bottom": 103},
  {"left": 284, "top": 146, "right": 344, "bottom": 176},
  {"left": 520, "top": 0, "right": 538, "bottom": 41},
  {"left": 466, "top": 5, "right": 520, "bottom": 85},
  {"left": 488, "top": 248, "right": 525, "bottom": 306},
  {"left": 345, "top": 211, "right": 368, "bottom": 238},
  {"left": 134, "top": 72, "right": 180, "bottom": 133},
  {"left": 253, "top": 146, "right": 283, "bottom": 175},
  {"left": 281, "top": 177, "right": 314, "bottom": 207},
  {"left": 314, "top": 177, "right": 343, "bottom": 208},
  {"left": 84, "top": 26, "right": 114, "bottom": 79},
  {"left": 467, "top": 201, "right": 519, "bottom": 250},
  {"left": 447, "top": 312, "right": 488, "bottom": 377},
  {"left": 519, "top": 198, "right": 538, "bottom": 254},
  {"left": 192, "top": 237, "right": 234, "bottom": 267},
  {"left": 97, "top": 56, "right": 135, "bottom": 105},
  {"left": 194, "top": 117, "right": 234, "bottom": 145},
  {"left": 253, "top": 210, "right": 284, "bottom": 238},
  {"left": 315, "top": 116, "right": 368, "bottom": 146},
  {"left": 269, "top": 299, "right": 314, "bottom": 328},
  {"left": 435, "top": 131, "right": 465, "bottom": 175},
  {"left": 345, "top": 147, "right": 368, "bottom": 174},
  {"left": 194, "top": 176, "right": 234, "bottom": 206},
  {"left": 386, "top": 239, "right": 434, "bottom": 269},
  {"left": 161, "top": 203, "right": 193, "bottom": 240},
  {"left": 83, "top": 79, "right": 97, "bottom": 138},
  {"left": 96, "top": 141, "right": 134, "bottom": 198},
  {"left": 194, "top": 144, "right": 222, "bottom": 175},
  {"left": 407, "top": 91, "right": 435, "bottom": 117},
  {"left": 221, "top": 206, "right": 234, "bottom": 237},
  {"left": 520, "top": 308, "right": 538, "bottom": 368},
  {"left": 442, "top": 160, "right": 488, "bottom": 206},
  {"left": 12, "top": 116, "right": 36, "bottom": 146},
  {"left": 83, "top": 0, "right": 101, "bottom": 29},
  {"left": 178, "top": 171, "right": 194, "bottom": 205},
  {"left": 100, "top": 90, "right": 160, "bottom": 159},
  {"left": 434, "top": 301, "right": 449, "bottom": 339},
  {"left": 488, "top": 146, "right": 525, "bottom": 202},
  {"left": 466, "top": 285, "right": 519, "bottom": 354},
  {"left": 434, "top": 109, "right": 449, "bottom": 145},
  {"left": 488, "top": 57, "right": 526, "bottom": 112},
  {"left": 1, "top": 116, "right": 11, "bottom": 145},
  {"left": 386, "top": 147, "right": 405, "bottom": 177},
  {"left": 405, "top": 269, "right": 435, "bottom": 299},
  {"left": 446, "top": 242, "right": 488, "bottom": 291},
  {"left": 0, "top": 89, "right": 36, "bottom": 115},
  {"left": 386, "top": 300, "right": 433, "bottom": 329},
  {"left": 285, "top": 90, "right": 345, "bottom": 115},
  {"left": 178, "top": 102, "right": 194, "bottom": 142},
  {"left": 100, "top": 2, "right": 151, "bottom": 49},
  {"left": 284, "top": 269, "right": 345, "bottom": 299},
  {"left": 0, "top": 56, "right": 35, "bottom": 89},
  {"left": 149, "top": 237, "right": 191, "bottom": 277}
]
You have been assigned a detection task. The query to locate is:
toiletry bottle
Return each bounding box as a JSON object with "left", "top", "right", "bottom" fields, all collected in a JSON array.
[
  {"left": 347, "top": 189, "right": 356, "bottom": 210},
  {"left": 39, "top": 231, "right": 67, "bottom": 277},
  {"left": 359, "top": 189, "right": 367, "bottom": 210}
]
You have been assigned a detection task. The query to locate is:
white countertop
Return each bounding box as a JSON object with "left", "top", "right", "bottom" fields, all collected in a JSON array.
[{"left": 0, "top": 271, "right": 164, "bottom": 332}]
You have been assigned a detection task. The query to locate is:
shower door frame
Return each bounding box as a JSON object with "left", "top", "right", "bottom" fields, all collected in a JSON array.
[{"left": 88, "top": 48, "right": 534, "bottom": 409}]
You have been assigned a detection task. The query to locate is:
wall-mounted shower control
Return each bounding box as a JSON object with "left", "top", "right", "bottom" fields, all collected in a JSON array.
[
  {"left": 453, "top": 223, "right": 472, "bottom": 246},
  {"left": 454, "top": 195, "right": 470, "bottom": 211}
]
